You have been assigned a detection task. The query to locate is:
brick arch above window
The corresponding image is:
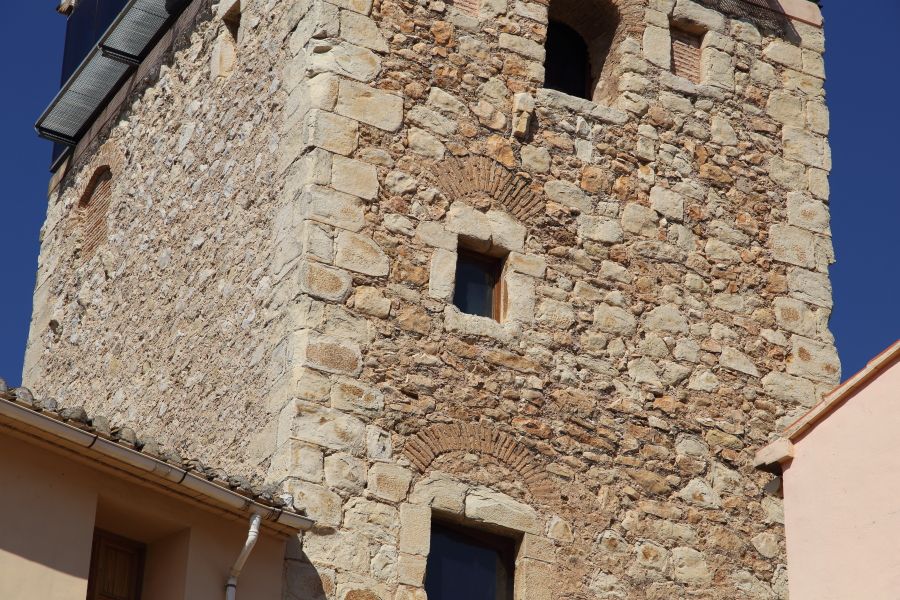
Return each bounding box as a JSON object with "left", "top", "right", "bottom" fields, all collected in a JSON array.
[
  {"left": 404, "top": 422, "right": 554, "bottom": 500},
  {"left": 433, "top": 155, "right": 543, "bottom": 222}
]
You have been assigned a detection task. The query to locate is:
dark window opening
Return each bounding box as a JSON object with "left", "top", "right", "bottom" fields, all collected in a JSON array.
[
  {"left": 453, "top": 251, "right": 504, "bottom": 320},
  {"left": 544, "top": 21, "right": 591, "bottom": 100},
  {"left": 425, "top": 521, "right": 516, "bottom": 600},
  {"left": 87, "top": 529, "right": 146, "bottom": 600},
  {"left": 544, "top": 0, "right": 620, "bottom": 102}
]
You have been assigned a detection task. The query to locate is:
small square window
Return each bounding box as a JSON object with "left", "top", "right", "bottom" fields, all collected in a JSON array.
[
  {"left": 424, "top": 521, "right": 516, "bottom": 600},
  {"left": 453, "top": 251, "right": 504, "bottom": 320},
  {"left": 671, "top": 27, "right": 703, "bottom": 83}
]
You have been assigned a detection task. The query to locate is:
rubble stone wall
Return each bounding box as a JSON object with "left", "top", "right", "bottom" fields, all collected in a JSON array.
[
  {"left": 26, "top": 0, "right": 836, "bottom": 598},
  {"left": 23, "top": 0, "right": 304, "bottom": 469}
]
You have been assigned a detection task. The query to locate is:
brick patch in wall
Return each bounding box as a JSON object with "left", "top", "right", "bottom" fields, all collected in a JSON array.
[
  {"left": 79, "top": 169, "right": 113, "bottom": 262},
  {"left": 404, "top": 422, "right": 553, "bottom": 499},
  {"left": 435, "top": 156, "right": 544, "bottom": 222},
  {"left": 671, "top": 28, "right": 703, "bottom": 83}
]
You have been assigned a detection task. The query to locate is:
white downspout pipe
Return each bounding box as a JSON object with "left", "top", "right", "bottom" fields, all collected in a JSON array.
[{"left": 226, "top": 512, "right": 263, "bottom": 600}]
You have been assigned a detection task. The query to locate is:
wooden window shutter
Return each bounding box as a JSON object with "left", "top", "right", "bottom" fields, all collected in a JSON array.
[
  {"left": 671, "top": 28, "right": 703, "bottom": 83},
  {"left": 86, "top": 530, "right": 145, "bottom": 600},
  {"left": 79, "top": 169, "right": 113, "bottom": 261}
]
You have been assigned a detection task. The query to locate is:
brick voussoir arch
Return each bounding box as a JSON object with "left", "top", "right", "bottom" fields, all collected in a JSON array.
[
  {"left": 404, "top": 422, "right": 554, "bottom": 499},
  {"left": 70, "top": 142, "right": 126, "bottom": 203},
  {"left": 434, "top": 155, "right": 544, "bottom": 222}
]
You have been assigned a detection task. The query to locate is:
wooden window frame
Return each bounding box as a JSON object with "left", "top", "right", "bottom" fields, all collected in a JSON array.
[
  {"left": 454, "top": 249, "right": 506, "bottom": 322},
  {"left": 86, "top": 529, "right": 146, "bottom": 600}
]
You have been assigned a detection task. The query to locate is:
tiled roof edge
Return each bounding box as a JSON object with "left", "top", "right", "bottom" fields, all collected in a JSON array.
[{"left": 0, "top": 378, "right": 313, "bottom": 532}]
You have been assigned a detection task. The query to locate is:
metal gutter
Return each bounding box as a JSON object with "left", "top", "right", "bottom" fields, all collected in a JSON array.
[{"left": 0, "top": 396, "right": 314, "bottom": 533}]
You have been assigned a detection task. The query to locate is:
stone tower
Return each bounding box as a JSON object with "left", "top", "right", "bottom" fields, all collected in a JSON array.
[{"left": 27, "top": 0, "right": 835, "bottom": 597}]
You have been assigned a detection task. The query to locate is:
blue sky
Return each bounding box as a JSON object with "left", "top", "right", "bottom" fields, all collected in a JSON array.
[{"left": 0, "top": 2, "right": 897, "bottom": 387}]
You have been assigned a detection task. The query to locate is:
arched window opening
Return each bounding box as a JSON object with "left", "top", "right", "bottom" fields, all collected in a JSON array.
[
  {"left": 544, "top": 21, "right": 591, "bottom": 100},
  {"left": 78, "top": 167, "right": 113, "bottom": 261},
  {"left": 544, "top": 0, "right": 621, "bottom": 102}
]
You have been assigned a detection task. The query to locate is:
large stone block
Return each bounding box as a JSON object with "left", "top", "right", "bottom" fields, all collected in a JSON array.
[
  {"left": 288, "top": 330, "right": 364, "bottom": 376},
  {"left": 786, "top": 334, "right": 840, "bottom": 383},
  {"left": 774, "top": 297, "right": 817, "bottom": 337},
  {"left": 650, "top": 186, "right": 684, "bottom": 222},
  {"left": 446, "top": 202, "right": 492, "bottom": 251},
  {"left": 286, "top": 480, "right": 344, "bottom": 527},
  {"left": 770, "top": 224, "right": 817, "bottom": 268},
  {"left": 428, "top": 249, "right": 456, "bottom": 301},
  {"left": 300, "top": 184, "right": 365, "bottom": 232},
  {"left": 783, "top": 127, "right": 828, "bottom": 169},
  {"left": 340, "top": 11, "right": 388, "bottom": 52},
  {"left": 399, "top": 503, "right": 431, "bottom": 556},
  {"left": 622, "top": 203, "right": 658, "bottom": 237},
  {"left": 289, "top": 400, "right": 367, "bottom": 454},
  {"left": 594, "top": 304, "right": 637, "bottom": 335},
  {"left": 304, "top": 109, "right": 359, "bottom": 156},
  {"left": 335, "top": 231, "right": 391, "bottom": 276},
  {"left": 673, "top": 0, "right": 726, "bottom": 31},
  {"left": 762, "top": 371, "right": 816, "bottom": 406},
  {"left": 367, "top": 463, "right": 413, "bottom": 502},
  {"left": 307, "top": 41, "right": 382, "bottom": 82},
  {"left": 644, "top": 304, "right": 689, "bottom": 334},
  {"left": 325, "top": 452, "right": 367, "bottom": 493},
  {"left": 498, "top": 33, "right": 545, "bottom": 61},
  {"left": 332, "top": 155, "right": 379, "bottom": 200},
  {"left": 298, "top": 261, "right": 353, "bottom": 302},
  {"left": 643, "top": 25, "right": 671, "bottom": 70},
  {"left": 409, "top": 471, "right": 467, "bottom": 513},
  {"left": 335, "top": 80, "right": 404, "bottom": 131},
  {"left": 671, "top": 547, "right": 712, "bottom": 583},
  {"left": 464, "top": 487, "right": 541, "bottom": 534},
  {"left": 544, "top": 180, "right": 592, "bottom": 213}
]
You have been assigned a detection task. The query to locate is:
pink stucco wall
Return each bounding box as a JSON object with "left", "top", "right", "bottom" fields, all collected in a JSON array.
[
  {"left": 782, "top": 354, "right": 900, "bottom": 599},
  {"left": 0, "top": 431, "right": 288, "bottom": 600}
]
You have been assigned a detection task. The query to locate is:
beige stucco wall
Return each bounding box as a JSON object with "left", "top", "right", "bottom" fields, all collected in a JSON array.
[
  {"left": 0, "top": 431, "right": 288, "bottom": 600},
  {"left": 781, "top": 355, "right": 900, "bottom": 600}
]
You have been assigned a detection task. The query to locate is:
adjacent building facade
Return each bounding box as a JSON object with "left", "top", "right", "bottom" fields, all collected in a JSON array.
[
  {"left": 23, "top": 0, "right": 835, "bottom": 597},
  {"left": 0, "top": 381, "right": 312, "bottom": 600},
  {"left": 756, "top": 341, "right": 900, "bottom": 600}
]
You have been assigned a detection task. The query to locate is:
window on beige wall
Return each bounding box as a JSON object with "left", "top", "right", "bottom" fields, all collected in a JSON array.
[{"left": 86, "top": 529, "right": 146, "bottom": 600}]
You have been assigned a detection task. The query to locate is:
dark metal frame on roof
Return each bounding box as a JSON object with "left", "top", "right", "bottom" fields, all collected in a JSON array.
[
  {"left": 36, "top": 0, "right": 190, "bottom": 148},
  {"left": 696, "top": 0, "right": 799, "bottom": 38}
]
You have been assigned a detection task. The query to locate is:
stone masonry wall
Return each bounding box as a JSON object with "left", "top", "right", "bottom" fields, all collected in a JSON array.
[
  {"left": 25, "top": 0, "right": 837, "bottom": 598},
  {"left": 272, "top": 0, "right": 836, "bottom": 597},
  {"left": 24, "top": 0, "right": 307, "bottom": 471}
]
